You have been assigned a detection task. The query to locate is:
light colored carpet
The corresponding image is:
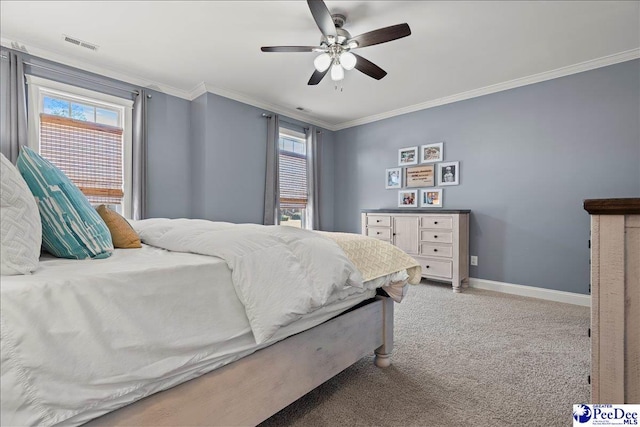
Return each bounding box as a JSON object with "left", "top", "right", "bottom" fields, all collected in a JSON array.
[{"left": 260, "top": 280, "right": 590, "bottom": 427}]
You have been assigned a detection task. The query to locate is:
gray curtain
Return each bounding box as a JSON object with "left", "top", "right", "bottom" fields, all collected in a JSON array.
[
  {"left": 132, "top": 89, "right": 148, "bottom": 220},
  {"left": 0, "top": 51, "right": 28, "bottom": 164},
  {"left": 263, "top": 114, "right": 280, "bottom": 225},
  {"left": 306, "top": 127, "right": 321, "bottom": 230}
]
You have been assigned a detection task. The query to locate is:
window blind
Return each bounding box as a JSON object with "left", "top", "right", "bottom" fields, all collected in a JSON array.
[
  {"left": 39, "top": 113, "right": 124, "bottom": 205},
  {"left": 279, "top": 151, "right": 307, "bottom": 208}
]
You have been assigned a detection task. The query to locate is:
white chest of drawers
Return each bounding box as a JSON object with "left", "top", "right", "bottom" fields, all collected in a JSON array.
[{"left": 361, "top": 210, "right": 470, "bottom": 292}]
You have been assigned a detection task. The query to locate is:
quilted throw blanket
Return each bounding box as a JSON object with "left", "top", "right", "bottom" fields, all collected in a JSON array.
[
  {"left": 321, "top": 232, "right": 422, "bottom": 285},
  {"left": 133, "top": 219, "right": 418, "bottom": 344}
]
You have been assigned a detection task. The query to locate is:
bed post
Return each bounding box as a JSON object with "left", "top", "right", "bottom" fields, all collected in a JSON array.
[{"left": 374, "top": 296, "right": 394, "bottom": 368}]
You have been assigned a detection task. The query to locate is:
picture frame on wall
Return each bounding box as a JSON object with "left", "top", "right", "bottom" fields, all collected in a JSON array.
[
  {"left": 398, "top": 189, "right": 418, "bottom": 207},
  {"left": 438, "top": 161, "right": 460, "bottom": 186},
  {"left": 404, "top": 164, "right": 435, "bottom": 188},
  {"left": 385, "top": 167, "right": 402, "bottom": 189},
  {"left": 420, "top": 142, "right": 444, "bottom": 163},
  {"left": 420, "top": 188, "right": 443, "bottom": 208},
  {"left": 398, "top": 146, "right": 418, "bottom": 166}
]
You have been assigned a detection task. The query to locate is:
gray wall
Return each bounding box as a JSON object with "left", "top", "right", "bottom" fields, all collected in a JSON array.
[
  {"left": 189, "top": 92, "right": 336, "bottom": 229},
  {"left": 333, "top": 59, "right": 640, "bottom": 294},
  {"left": 2, "top": 47, "right": 335, "bottom": 228},
  {"left": 190, "top": 92, "right": 268, "bottom": 223},
  {"left": 319, "top": 129, "right": 336, "bottom": 232},
  {"left": 145, "top": 90, "right": 191, "bottom": 218},
  {"left": 9, "top": 48, "right": 637, "bottom": 294}
]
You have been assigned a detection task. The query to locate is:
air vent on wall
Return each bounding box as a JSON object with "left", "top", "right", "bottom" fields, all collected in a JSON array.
[{"left": 62, "top": 34, "right": 99, "bottom": 51}]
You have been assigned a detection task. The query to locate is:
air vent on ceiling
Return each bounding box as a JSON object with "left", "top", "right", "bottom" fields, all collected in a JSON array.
[
  {"left": 62, "top": 35, "right": 99, "bottom": 51},
  {"left": 10, "top": 41, "right": 28, "bottom": 52}
]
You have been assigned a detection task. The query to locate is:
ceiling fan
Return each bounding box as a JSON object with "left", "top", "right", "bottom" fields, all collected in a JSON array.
[{"left": 261, "top": 0, "right": 411, "bottom": 85}]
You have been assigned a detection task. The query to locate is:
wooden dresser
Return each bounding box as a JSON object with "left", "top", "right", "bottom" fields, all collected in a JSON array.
[
  {"left": 584, "top": 198, "right": 640, "bottom": 404},
  {"left": 361, "top": 209, "right": 470, "bottom": 292}
]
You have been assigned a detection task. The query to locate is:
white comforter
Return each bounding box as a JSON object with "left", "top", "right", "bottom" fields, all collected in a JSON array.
[
  {"left": 1, "top": 220, "right": 404, "bottom": 426},
  {"left": 132, "top": 219, "right": 364, "bottom": 344}
]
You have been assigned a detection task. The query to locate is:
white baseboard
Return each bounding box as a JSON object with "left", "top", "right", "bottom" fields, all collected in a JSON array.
[{"left": 468, "top": 278, "right": 590, "bottom": 307}]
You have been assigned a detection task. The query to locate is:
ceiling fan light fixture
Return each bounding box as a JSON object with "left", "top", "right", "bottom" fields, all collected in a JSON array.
[
  {"left": 330, "top": 63, "right": 344, "bottom": 81},
  {"left": 313, "top": 53, "right": 332, "bottom": 72},
  {"left": 260, "top": 0, "right": 410, "bottom": 85},
  {"left": 339, "top": 51, "right": 357, "bottom": 70}
]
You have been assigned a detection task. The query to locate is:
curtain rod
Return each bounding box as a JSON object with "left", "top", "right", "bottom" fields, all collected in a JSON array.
[
  {"left": 261, "top": 113, "right": 322, "bottom": 133},
  {"left": 2, "top": 53, "right": 140, "bottom": 95}
]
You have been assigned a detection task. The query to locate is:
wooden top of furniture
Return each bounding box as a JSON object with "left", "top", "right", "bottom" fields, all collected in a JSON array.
[
  {"left": 583, "top": 198, "right": 640, "bottom": 215},
  {"left": 362, "top": 209, "right": 471, "bottom": 214}
]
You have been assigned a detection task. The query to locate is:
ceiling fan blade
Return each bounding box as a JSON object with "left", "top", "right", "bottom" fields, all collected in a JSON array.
[
  {"left": 261, "top": 46, "right": 325, "bottom": 53},
  {"left": 308, "top": 67, "right": 330, "bottom": 85},
  {"left": 307, "top": 0, "right": 337, "bottom": 39},
  {"left": 352, "top": 54, "right": 387, "bottom": 80},
  {"left": 347, "top": 23, "right": 411, "bottom": 49}
]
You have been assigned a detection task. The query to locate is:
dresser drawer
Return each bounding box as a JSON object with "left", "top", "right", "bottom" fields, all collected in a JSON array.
[
  {"left": 367, "top": 227, "right": 391, "bottom": 240},
  {"left": 361, "top": 211, "right": 469, "bottom": 292},
  {"left": 367, "top": 215, "right": 391, "bottom": 227},
  {"left": 420, "top": 230, "right": 453, "bottom": 243},
  {"left": 420, "top": 243, "right": 453, "bottom": 258},
  {"left": 420, "top": 216, "right": 453, "bottom": 230},
  {"left": 417, "top": 257, "right": 452, "bottom": 279}
]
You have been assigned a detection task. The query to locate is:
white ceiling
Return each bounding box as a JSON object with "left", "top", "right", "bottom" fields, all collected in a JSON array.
[{"left": 1, "top": 1, "right": 639, "bottom": 130}]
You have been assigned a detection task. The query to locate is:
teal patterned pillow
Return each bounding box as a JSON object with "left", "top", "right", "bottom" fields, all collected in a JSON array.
[{"left": 17, "top": 147, "right": 113, "bottom": 259}]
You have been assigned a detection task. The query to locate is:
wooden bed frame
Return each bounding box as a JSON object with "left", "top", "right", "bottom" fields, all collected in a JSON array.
[{"left": 85, "top": 296, "right": 394, "bottom": 426}]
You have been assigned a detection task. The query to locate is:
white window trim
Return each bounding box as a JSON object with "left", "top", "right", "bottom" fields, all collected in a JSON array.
[
  {"left": 278, "top": 127, "right": 311, "bottom": 230},
  {"left": 279, "top": 127, "right": 305, "bottom": 141},
  {"left": 26, "top": 75, "right": 134, "bottom": 218}
]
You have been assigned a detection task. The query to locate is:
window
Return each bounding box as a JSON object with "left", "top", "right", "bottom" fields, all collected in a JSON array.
[
  {"left": 26, "top": 76, "right": 133, "bottom": 217},
  {"left": 278, "top": 127, "right": 308, "bottom": 229}
]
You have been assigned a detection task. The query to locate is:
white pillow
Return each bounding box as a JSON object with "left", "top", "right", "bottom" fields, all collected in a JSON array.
[{"left": 1, "top": 153, "right": 42, "bottom": 275}]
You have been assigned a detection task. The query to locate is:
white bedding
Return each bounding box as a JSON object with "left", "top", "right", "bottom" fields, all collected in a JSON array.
[
  {"left": 1, "top": 244, "right": 406, "bottom": 427},
  {"left": 132, "top": 219, "right": 365, "bottom": 344}
]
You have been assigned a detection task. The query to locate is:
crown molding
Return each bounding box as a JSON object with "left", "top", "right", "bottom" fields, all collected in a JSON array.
[
  {"left": 1, "top": 37, "right": 193, "bottom": 100},
  {"left": 3, "top": 37, "right": 637, "bottom": 132},
  {"left": 332, "top": 48, "right": 640, "bottom": 130},
  {"left": 1, "top": 37, "right": 336, "bottom": 129},
  {"left": 187, "top": 82, "right": 208, "bottom": 101},
  {"left": 199, "top": 82, "right": 336, "bottom": 130}
]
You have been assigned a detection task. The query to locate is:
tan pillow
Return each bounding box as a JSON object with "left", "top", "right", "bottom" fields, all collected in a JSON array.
[{"left": 96, "top": 205, "right": 142, "bottom": 249}]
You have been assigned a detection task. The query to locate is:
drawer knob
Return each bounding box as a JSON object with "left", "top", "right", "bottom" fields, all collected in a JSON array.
[
  {"left": 434, "top": 221, "right": 438, "bottom": 224},
  {"left": 434, "top": 235, "right": 438, "bottom": 239},
  {"left": 376, "top": 220, "right": 381, "bottom": 223},
  {"left": 393, "top": 233, "right": 396, "bottom": 236},
  {"left": 376, "top": 232, "right": 381, "bottom": 235},
  {"left": 434, "top": 249, "right": 438, "bottom": 252},
  {"left": 426, "top": 265, "right": 430, "bottom": 269}
]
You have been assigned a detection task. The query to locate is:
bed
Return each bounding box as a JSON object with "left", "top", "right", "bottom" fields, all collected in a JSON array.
[{"left": 1, "top": 219, "right": 420, "bottom": 426}]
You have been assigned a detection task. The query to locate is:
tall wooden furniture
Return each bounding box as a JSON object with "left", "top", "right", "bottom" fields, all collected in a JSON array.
[
  {"left": 584, "top": 198, "right": 640, "bottom": 404},
  {"left": 362, "top": 209, "right": 470, "bottom": 292}
]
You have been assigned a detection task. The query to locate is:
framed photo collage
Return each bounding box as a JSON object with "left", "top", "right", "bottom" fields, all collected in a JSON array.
[{"left": 386, "top": 142, "right": 459, "bottom": 208}]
